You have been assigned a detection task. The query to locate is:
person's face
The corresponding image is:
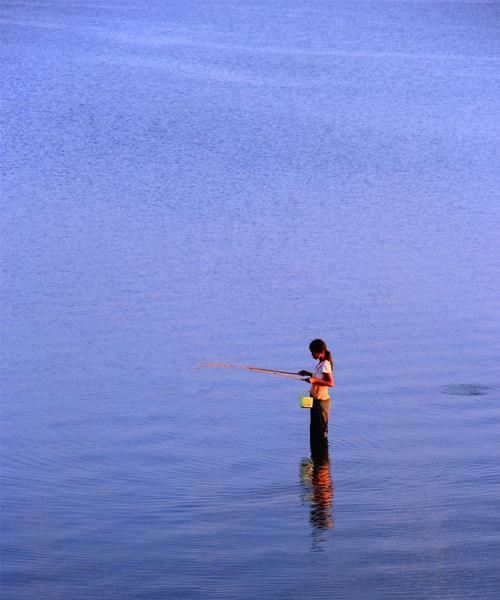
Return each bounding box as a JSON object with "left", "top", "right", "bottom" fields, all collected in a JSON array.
[{"left": 311, "top": 350, "right": 324, "bottom": 360}]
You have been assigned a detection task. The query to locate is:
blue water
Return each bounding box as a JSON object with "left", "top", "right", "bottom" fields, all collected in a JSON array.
[{"left": 1, "top": 1, "right": 499, "bottom": 598}]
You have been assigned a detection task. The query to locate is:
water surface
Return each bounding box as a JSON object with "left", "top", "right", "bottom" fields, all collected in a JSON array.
[{"left": 1, "top": 1, "right": 499, "bottom": 598}]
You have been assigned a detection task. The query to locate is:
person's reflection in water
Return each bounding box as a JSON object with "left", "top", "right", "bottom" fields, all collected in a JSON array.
[{"left": 300, "top": 438, "right": 334, "bottom": 550}]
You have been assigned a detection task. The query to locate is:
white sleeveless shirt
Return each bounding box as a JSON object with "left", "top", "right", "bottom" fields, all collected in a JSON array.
[{"left": 310, "top": 360, "right": 333, "bottom": 400}]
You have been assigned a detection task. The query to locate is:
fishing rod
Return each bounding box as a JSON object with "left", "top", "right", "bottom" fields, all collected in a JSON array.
[{"left": 197, "top": 362, "right": 305, "bottom": 381}]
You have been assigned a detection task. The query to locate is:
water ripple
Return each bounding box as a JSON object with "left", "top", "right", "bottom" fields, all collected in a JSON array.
[{"left": 441, "top": 383, "right": 496, "bottom": 397}]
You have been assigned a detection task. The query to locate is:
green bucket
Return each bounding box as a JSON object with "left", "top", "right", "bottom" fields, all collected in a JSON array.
[{"left": 299, "top": 395, "right": 313, "bottom": 409}]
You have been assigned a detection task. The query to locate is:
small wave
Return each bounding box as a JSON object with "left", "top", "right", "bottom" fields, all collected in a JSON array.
[{"left": 440, "top": 383, "right": 494, "bottom": 397}]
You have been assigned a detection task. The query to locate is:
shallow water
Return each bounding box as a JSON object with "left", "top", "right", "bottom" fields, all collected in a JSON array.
[{"left": 1, "top": 1, "right": 499, "bottom": 598}]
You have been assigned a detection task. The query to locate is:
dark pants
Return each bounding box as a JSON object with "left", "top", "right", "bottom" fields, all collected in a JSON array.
[{"left": 310, "top": 398, "right": 330, "bottom": 442}]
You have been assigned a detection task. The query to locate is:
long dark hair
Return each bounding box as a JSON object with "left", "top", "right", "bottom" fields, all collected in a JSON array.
[{"left": 309, "top": 338, "right": 332, "bottom": 367}]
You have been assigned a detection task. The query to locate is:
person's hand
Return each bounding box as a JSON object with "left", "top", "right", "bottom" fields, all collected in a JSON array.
[
  {"left": 297, "top": 370, "right": 312, "bottom": 377},
  {"left": 303, "top": 377, "right": 311, "bottom": 383}
]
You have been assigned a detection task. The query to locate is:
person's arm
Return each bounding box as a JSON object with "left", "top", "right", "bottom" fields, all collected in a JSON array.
[
  {"left": 309, "top": 372, "right": 333, "bottom": 387},
  {"left": 310, "top": 362, "right": 333, "bottom": 387},
  {"left": 297, "top": 370, "right": 312, "bottom": 377}
]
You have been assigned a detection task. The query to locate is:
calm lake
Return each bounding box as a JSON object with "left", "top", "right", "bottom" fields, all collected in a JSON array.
[{"left": 1, "top": 1, "right": 499, "bottom": 598}]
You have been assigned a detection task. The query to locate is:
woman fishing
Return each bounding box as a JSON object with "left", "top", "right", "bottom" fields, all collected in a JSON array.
[{"left": 298, "top": 339, "right": 334, "bottom": 442}]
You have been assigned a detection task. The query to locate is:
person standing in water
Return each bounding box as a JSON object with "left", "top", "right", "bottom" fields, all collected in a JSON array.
[{"left": 298, "top": 339, "right": 334, "bottom": 442}]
